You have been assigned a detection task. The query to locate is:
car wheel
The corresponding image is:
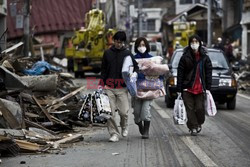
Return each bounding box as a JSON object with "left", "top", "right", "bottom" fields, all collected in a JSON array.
[
  {"left": 165, "top": 95, "right": 175, "bottom": 108},
  {"left": 227, "top": 97, "right": 236, "bottom": 110}
]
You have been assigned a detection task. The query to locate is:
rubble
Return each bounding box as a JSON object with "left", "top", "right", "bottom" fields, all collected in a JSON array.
[
  {"left": 234, "top": 56, "right": 250, "bottom": 94},
  {"left": 0, "top": 43, "right": 108, "bottom": 158}
]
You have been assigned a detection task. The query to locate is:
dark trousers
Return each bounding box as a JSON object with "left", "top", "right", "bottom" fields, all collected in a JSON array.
[{"left": 182, "top": 91, "right": 205, "bottom": 130}]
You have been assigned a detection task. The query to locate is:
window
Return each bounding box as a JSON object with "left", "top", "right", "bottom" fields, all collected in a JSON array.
[
  {"left": 208, "top": 52, "right": 229, "bottom": 69},
  {"left": 171, "top": 50, "right": 229, "bottom": 69},
  {"left": 134, "top": 19, "right": 155, "bottom": 31},
  {"left": 147, "top": 19, "right": 155, "bottom": 31},
  {"left": 180, "top": 0, "right": 200, "bottom": 4}
]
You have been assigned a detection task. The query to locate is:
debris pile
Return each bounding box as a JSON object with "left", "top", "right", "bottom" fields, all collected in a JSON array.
[
  {"left": 234, "top": 56, "right": 250, "bottom": 93},
  {"left": 0, "top": 43, "right": 109, "bottom": 158}
]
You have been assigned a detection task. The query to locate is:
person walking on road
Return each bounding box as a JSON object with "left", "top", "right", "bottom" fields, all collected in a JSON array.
[
  {"left": 132, "top": 37, "right": 168, "bottom": 139},
  {"left": 213, "top": 37, "right": 224, "bottom": 52},
  {"left": 99, "top": 31, "right": 137, "bottom": 142},
  {"left": 177, "top": 34, "right": 212, "bottom": 136},
  {"left": 224, "top": 38, "right": 234, "bottom": 63}
]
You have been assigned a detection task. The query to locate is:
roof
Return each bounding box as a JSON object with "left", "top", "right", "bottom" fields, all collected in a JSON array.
[
  {"left": 223, "top": 24, "right": 242, "bottom": 40},
  {"left": 163, "top": 3, "right": 207, "bottom": 25},
  {"left": 7, "top": 0, "right": 92, "bottom": 39}
]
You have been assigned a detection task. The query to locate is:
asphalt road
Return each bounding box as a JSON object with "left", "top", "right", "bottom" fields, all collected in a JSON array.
[{"left": 1, "top": 77, "right": 250, "bottom": 167}]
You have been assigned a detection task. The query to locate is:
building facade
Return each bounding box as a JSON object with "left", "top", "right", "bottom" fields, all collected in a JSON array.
[
  {"left": 130, "top": 6, "right": 166, "bottom": 41},
  {"left": 0, "top": 0, "right": 7, "bottom": 51},
  {"left": 241, "top": 0, "right": 250, "bottom": 59},
  {"left": 104, "top": 0, "right": 129, "bottom": 30},
  {"left": 175, "top": 0, "right": 207, "bottom": 14}
]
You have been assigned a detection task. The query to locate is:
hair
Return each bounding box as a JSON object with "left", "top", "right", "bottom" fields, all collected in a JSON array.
[
  {"left": 113, "top": 31, "right": 127, "bottom": 42},
  {"left": 134, "top": 37, "right": 150, "bottom": 53},
  {"left": 188, "top": 34, "right": 202, "bottom": 48}
]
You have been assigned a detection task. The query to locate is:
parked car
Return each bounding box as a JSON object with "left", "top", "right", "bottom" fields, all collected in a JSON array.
[{"left": 165, "top": 48, "right": 239, "bottom": 110}]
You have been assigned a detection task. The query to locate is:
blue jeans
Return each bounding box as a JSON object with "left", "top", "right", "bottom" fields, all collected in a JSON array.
[{"left": 133, "top": 98, "right": 153, "bottom": 123}]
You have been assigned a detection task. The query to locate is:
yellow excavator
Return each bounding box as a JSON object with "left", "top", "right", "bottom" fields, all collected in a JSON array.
[
  {"left": 173, "top": 21, "right": 196, "bottom": 49},
  {"left": 65, "top": 9, "right": 116, "bottom": 77}
]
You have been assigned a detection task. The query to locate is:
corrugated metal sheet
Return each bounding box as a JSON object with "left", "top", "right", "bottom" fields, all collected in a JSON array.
[{"left": 7, "top": 0, "right": 92, "bottom": 39}]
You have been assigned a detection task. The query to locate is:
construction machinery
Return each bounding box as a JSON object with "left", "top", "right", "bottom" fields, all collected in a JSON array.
[
  {"left": 173, "top": 21, "right": 196, "bottom": 49},
  {"left": 65, "top": 9, "right": 116, "bottom": 77}
]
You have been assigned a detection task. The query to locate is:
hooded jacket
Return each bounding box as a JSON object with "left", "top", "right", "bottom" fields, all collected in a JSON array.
[
  {"left": 177, "top": 35, "right": 212, "bottom": 92},
  {"left": 100, "top": 45, "right": 138, "bottom": 88}
]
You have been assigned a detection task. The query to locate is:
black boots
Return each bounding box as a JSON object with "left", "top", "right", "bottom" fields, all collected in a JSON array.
[
  {"left": 136, "top": 121, "right": 150, "bottom": 139},
  {"left": 142, "top": 121, "right": 150, "bottom": 139},
  {"left": 136, "top": 121, "right": 144, "bottom": 135}
]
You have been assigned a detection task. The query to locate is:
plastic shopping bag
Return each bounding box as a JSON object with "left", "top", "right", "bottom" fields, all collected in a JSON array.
[
  {"left": 122, "top": 56, "right": 137, "bottom": 97},
  {"left": 94, "top": 90, "right": 112, "bottom": 119},
  {"left": 205, "top": 90, "right": 217, "bottom": 116},
  {"left": 173, "top": 93, "right": 187, "bottom": 125}
]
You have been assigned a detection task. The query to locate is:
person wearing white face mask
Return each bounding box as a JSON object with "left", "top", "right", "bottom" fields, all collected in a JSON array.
[
  {"left": 191, "top": 42, "right": 199, "bottom": 51},
  {"left": 137, "top": 45, "right": 147, "bottom": 54},
  {"left": 177, "top": 34, "right": 212, "bottom": 136},
  {"left": 132, "top": 37, "right": 168, "bottom": 139}
]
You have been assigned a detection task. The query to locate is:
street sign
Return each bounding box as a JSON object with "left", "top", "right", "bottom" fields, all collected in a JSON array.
[
  {"left": 16, "top": 15, "right": 23, "bottom": 29},
  {"left": 9, "top": 3, "right": 17, "bottom": 17}
]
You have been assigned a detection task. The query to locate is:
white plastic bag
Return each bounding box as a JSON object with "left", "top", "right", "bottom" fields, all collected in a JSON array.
[
  {"left": 95, "top": 91, "right": 112, "bottom": 119},
  {"left": 173, "top": 93, "right": 187, "bottom": 125},
  {"left": 205, "top": 90, "right": 217, "bottom": 116},
  {"left": 122, "top": 56, "right": 137, "bottom": 97}
]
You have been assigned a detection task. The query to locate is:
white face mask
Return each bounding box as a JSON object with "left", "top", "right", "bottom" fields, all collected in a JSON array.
[
  {"left": 137, "top": 46, "right": 146, "bottom": 54},
  {"left": 191, "top": 43, "right": 199, "bottom": 50}
]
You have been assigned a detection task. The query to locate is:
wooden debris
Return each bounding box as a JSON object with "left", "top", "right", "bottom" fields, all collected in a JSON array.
[
  {"left": 32, "top": 95, "right": 68, "bottom": 126},
  {"left": 32, "top": 95, "right": 54, "bottom": 123},
  {"left": 0, "top": 136, "right": 20, "bottom": 156},
  {"left": 0, "top": 129, "right": 24, "bottom": 138},
  {"left": 24, "top": 112, "right": 40, "bottom": 118},
  {"left": 1, "top": 42, "right": 24, "bottom": 54},
  {"left": 15, "top": 139, "right": 41, "bottom": 151},
  {"left": 53, "top": 134, "right": 83, "bottom": 148},
  {"left": 24, "top": 119, "right": 57, "bottom": 135},
  {"left": 23, "top": 128, "right": 59, "bottom": 141},
  {"left": 0, "top": 90, "right": 20, "bottom": 98},
  {"left": 0, "top": 100, "right": 20, "bottom": 129},
  {"left": 47, "top": 86, "right": 86, "bottom": 107}
]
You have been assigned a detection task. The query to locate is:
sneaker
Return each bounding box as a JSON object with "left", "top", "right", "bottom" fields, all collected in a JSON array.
[
  {"left": 197, "top": 125, "right": 202, "bottom": 133},
  {"left": 189, "top": 129, "right": 197, "bottom": 136},
  {"left": 109, "top": 134, "right": 119, "bottom": 142},
  {"left": 122, "top": 129, "right": 128, "bottom": 137}
]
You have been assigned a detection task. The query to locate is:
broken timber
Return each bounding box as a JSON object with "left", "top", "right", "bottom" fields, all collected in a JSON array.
[
  {"left": 32, "top": 95, "right": 67, "bottom": 126},
  {"left": 47, "top": 86, "right": 86, "bottom": 108},
  {"left": 53, "top": 134, "right": 83, "bottom": 148}
]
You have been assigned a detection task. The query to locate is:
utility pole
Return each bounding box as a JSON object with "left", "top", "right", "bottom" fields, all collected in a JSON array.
[
  {"left": 23, "top": 0, "right": 30, "bottom": 57},
  {"left": 96, "top": 0, "right": 100, "bottom": 9},
  {"left": 137, "top": 0, "right": 142, "bottom": 37},
  {"left": 126, "top": 1, "right": 130, "bottom": 43},
  {"left": 207, "top": 0, "right": 212, "bottom": 47}
]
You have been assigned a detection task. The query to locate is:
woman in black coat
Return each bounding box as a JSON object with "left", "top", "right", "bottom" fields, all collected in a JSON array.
[{"left": 177, "top": 34, "right": 212, "bottom": 136}]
